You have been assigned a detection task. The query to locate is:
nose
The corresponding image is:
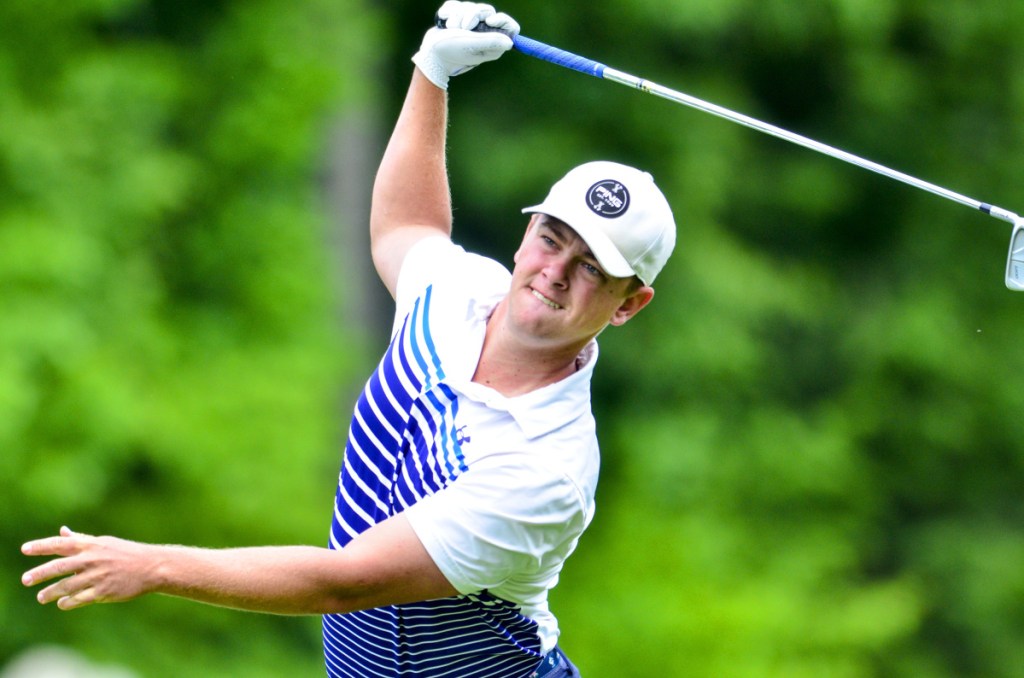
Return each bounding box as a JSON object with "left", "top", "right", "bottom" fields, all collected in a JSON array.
[{"left": 542, "top": 254, "right": 571, "bottom": 288}]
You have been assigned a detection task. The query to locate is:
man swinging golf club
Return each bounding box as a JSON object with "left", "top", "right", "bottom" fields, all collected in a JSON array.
[{"left": 21, "top": 3, "right": 676, "bottom": 676}]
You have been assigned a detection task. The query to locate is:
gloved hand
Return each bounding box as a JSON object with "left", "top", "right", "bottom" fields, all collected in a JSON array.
[{"left": 412, "top": 2, "right": 520, "bottom": 90}]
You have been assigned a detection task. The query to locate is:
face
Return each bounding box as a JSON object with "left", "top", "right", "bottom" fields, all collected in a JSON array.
[{"left": 503, "top": 215, "right": 655, "bottom": 351}]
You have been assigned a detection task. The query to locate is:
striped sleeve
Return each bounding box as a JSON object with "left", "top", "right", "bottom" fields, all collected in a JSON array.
[{"left": 393, "top": 236, "right": 458, "bottom": 336}]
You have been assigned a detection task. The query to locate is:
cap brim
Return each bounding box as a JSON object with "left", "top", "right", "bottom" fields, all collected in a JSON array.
[{"left": 522, "top": 205, "right": 637, "bottom": 279}]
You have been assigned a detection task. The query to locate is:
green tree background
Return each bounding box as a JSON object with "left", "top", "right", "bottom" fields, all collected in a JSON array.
[{"left": 2, "top": 1, "right": 1022, "bottom": 677}]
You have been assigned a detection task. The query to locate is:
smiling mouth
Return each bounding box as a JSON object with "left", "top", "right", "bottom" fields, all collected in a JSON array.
[{"left": 531, "top": 289, "right": 563, "bottom": 310}]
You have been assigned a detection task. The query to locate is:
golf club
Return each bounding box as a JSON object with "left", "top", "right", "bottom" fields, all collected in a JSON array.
[
  {"left": 1007, "top": 221, "right": 1024, "bottom": 290},
  {"left": 483, "top": 26, "right": 1024, "bottom": 291}
]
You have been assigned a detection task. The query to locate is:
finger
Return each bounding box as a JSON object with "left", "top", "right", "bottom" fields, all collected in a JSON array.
[
  {"left": 445, "top": 3, "right": 494, "bottom": 31},
  {"left": 447, "top": 12, "right": 480, "bottom": 31},
  {"left": 22, "top": 555, "right": 81, "bottom": 588},
  {"left": 22, "top": 534, "right": 81, "bottom": 558},
  {"left": 460, "top": 33, "right": 513, "bottom": 55},
  {"left": 34, "top": 566, "right": 84, "bottom": 603},
  {"left": 484, "top": 12, "right": 520, "bottom": 36},
  {"left": 58, "top": 586, "right": 98, "bottom": 611},
  {"left": 462, "top": 6, "right": 495, "bottom": 31},
  {"left": 436, "top": 0, "right": 461, "bottom": 25},
  {"left": 35, "top": 579, "right": 68, "bottom": 605}
]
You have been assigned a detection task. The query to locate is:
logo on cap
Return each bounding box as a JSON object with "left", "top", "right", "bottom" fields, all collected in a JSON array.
[{"left": 586, "top": 180, "right": 630, "bottom": 219}]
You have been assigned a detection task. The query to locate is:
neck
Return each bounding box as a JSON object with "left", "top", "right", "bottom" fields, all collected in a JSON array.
[{"left": 471, "top": 299, "right": 589, "bottom": 397}]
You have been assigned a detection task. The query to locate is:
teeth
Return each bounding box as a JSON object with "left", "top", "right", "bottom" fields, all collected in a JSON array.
[{"left": 531, "top": 289, "right": 562, "bottom": 309}]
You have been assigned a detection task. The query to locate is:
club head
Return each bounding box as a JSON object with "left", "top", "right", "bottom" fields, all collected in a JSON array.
[{"left": 1006, "top": 219, "right": 1024, "bottom": 291}]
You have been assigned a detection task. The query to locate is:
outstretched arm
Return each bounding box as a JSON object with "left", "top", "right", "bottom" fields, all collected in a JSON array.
[
  {"left": 370, "top": 2, "right": 519, "bottom": 297},
  {"left": 21, "top": 515, "right": 456, "bottom": 615}
]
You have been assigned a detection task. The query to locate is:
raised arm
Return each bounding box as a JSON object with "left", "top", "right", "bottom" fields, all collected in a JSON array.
[
  {"left": 369, "top": 71, "right": 452, "bottom": 297},
  {"left": 370, "top": 2, "right": 519, "bottom": 297}
]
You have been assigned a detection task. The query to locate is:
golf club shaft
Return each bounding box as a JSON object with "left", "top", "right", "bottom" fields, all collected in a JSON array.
[{"left": 512, "top": 34, "right": 1021, "bottom": 226}]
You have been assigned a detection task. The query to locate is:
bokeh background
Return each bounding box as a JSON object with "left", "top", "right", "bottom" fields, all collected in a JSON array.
[{"left": 2, "top": 1, "right": 1022, "bottom": 676}]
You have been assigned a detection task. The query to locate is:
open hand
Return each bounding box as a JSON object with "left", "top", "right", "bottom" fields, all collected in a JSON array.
[{"left": 22, "top": 526, "right": 161, "bottom": 610}]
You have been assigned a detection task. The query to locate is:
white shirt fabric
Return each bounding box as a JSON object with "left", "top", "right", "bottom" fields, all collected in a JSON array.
[
  {"left": 322, "top": 236, "right": 600, "bottom": 677},
  {"left": 398, "top": 237, "right": 600, "bottom": 652}
]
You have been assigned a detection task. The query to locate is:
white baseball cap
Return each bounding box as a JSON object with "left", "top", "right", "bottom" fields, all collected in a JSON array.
[{"left": 522, "top": 160, "right": 677, "bottom": 285}]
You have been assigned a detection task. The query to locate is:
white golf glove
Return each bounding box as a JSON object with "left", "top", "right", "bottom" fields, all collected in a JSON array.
[{"left": 412, "top": 2, "right": 520, "bottom": 90}]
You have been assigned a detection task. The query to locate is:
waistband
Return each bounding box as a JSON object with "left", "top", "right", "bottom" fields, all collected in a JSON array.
[{"left": 532, "top": 646, "right": 569, "bottom": 678}]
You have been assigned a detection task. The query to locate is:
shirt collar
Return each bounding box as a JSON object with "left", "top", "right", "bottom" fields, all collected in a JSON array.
[
  {"left": 507, "top": 340, "right": 598, "bottom": 439},
  {"left": 457, "top": 341, "right": 598, "bottom": 440}
]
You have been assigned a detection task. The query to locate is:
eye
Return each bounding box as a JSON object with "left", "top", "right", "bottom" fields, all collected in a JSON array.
[{"left": 581, "top": 261, "right": 604, "bottom": 278}]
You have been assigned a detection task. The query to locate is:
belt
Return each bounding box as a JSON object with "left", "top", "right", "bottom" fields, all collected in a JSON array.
[{"left": 532, "top": 646, "right": 568, "bottom": 678}]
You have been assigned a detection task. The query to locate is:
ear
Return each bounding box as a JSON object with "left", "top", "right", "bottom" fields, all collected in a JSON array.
[
  {"left": 514, "top": 214, "right": 543, "bottom": 264},
  {"left": 609, "top": 285, "right": 655, "bottom": 327}
]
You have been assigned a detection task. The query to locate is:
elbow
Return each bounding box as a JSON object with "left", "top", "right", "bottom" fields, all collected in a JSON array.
[{"left": 316, "top": 580, "right": 388, "bottom": 616}]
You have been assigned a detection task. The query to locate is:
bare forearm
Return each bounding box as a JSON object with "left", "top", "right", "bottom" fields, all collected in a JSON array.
[
  {"left": 22, "top": 519, "right": 456, "bottom": 614},
  {"left": 371, "top": 70, "right": 452, "bottom": 241},
  {"left": 369, "top": 71, "right": 454, "bottom": 294},
  {"left": 21, "top": 536, "right": 368, "bottom": 615},
  {"left": 153, "top": 544, "right": 368, "bottom": 615}
]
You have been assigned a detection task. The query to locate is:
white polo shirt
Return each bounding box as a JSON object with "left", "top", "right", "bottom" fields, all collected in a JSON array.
[{"left": 322, "top": 237, "right": 600, "bottom": 678}]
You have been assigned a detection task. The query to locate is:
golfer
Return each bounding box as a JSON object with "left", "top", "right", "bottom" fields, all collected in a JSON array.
[{"left": 21, "top": 3, "right": 676, "bottom": 677}]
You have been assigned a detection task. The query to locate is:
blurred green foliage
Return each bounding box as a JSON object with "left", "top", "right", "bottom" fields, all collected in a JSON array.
[
  {"left": 1, "top": 0, "right": 378, "bottom": 675},
  {"left": 3, "top": 0, "right": 1023, "bottom": 677}
]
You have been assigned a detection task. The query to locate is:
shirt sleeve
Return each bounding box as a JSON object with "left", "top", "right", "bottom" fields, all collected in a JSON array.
[
  {"left": 394, "top": 237, "right": 455, "bottom": 304},
  {"left": 391, "top": 236, "right": 512, "bottom": 340},
  {"left": 404, "top": 452, "right": 588, "bottom": 595}
]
